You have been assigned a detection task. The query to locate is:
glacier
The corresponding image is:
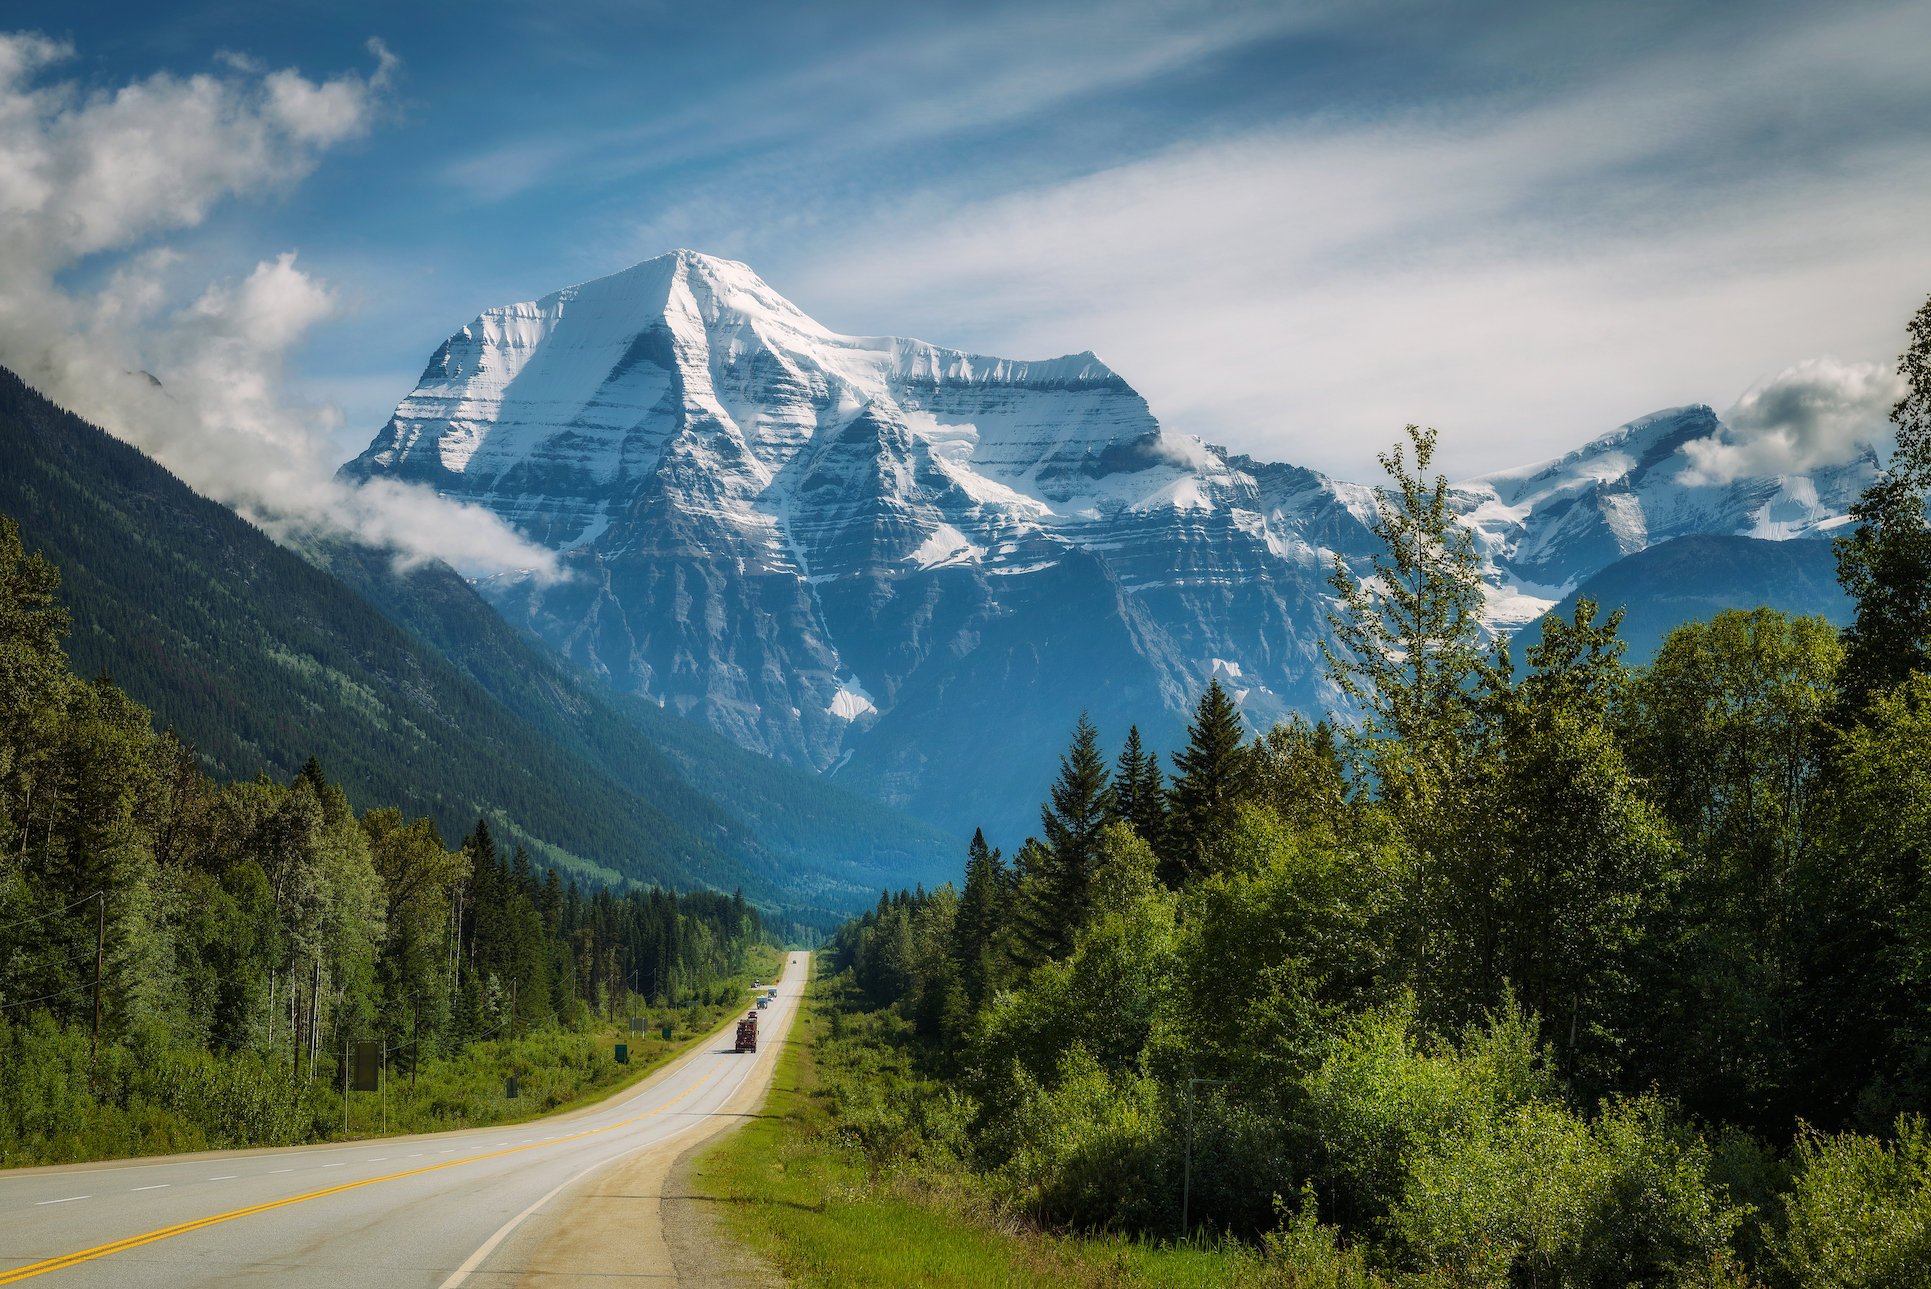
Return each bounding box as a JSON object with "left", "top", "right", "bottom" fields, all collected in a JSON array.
[{"left": 343, "top": 250, "right": 1880, "bottom": 845}]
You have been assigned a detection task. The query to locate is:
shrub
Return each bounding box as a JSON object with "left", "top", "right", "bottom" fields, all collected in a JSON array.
[{"left": 1771, "top": 1115, "right": 1931, "bottom": 1289}]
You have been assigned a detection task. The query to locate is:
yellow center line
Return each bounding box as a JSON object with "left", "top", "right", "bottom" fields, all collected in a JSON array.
[{"left": 0, "top": 1059, "right": 722, "bottom": 1284}]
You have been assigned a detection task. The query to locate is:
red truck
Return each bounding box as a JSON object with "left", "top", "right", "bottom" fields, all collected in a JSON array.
[{"left": 735, "top": 1011, "right": 758, "bottom": 1053}]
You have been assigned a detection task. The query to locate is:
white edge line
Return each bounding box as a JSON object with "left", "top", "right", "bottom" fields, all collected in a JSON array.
[
  {"left": 442, "top": 952, "right": 804, "bottom": 1289},
  {"left": 36, "top": 1196, "right": 89, "bottom": 1205},
  {"left": 131, "top": 1184, "right": 169, "bottom": 1191},
  {"left": 436, "top": 1145, "right": 646, "bottom": 1289}
]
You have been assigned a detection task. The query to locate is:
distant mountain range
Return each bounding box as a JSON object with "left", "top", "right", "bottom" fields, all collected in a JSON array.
[
  {"left": 0, "top": 366, "right": 962, "bottom": 926},
  {"left": 342, "top": 250, "right": 1877, "bottom": 847}
]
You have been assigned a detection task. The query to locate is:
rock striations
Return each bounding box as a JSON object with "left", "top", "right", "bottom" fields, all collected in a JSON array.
[{"left": 343, "top": 250, "right": 1879, "bottom": 843}]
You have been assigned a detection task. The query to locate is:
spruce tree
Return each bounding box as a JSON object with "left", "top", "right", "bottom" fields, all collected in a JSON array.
[
  {"left": 1165, "top": 680, "right": 1253, "bottom": 883},
  {"left": 955, "top": 828, "right": 1009, "bottom": 1004},
  {"left": 1113, "top": 725, "right": 1169, "bottom": 851},
  {"left": 1836, "top": 292, "right": 1931, "bottom": 716},
  {"left": 1013, "top": 714, "right": 1111, "bottom": 962}
]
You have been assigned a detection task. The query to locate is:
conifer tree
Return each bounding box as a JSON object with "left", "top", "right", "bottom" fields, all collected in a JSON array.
[
  {"left": 1013, "top": 714, "right": 1111, "bottom": 962},
  {"left": 1165, "top": 680, "right": 1254, "bottom": 883},
  {"left": 955, "top": 828, "right": 1009, "bottom": 1004},
  {"left": 1113, "top": 725, "right": 1168, "bottom": 851}
]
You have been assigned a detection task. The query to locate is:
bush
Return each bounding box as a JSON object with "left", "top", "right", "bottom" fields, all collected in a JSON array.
[
  {"left": 1771, "top": 1115, "right": 1931, "bottom": 1289},
  {"left": 988, "top": 1044, "right": 1163, "bottom": 1231}
]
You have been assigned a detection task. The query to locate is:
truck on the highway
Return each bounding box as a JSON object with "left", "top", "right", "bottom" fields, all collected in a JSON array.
[{"left": 735, "top": 1011, "right": 758, "bottom": 1053}]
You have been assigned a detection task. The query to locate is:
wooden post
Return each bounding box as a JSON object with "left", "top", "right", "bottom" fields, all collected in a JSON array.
[{"left": 90, "top": 892, "right": 103, "bottom": 1087}]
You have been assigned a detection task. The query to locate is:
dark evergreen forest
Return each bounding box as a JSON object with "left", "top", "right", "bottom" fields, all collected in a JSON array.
[{"left": 0, "top": 512, "right": 774, "bottom": 1164}]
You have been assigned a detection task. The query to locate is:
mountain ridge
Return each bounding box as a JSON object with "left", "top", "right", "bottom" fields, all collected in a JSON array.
[
  {"left": 0, "top": 363, "right": 954, "bottom": 920},
  {"left": 342, "top": 250, "right": 1881, "bottom": 845}
]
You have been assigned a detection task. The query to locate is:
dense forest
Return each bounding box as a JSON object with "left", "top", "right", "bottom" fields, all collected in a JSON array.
[
  {"left": 0, "top": 518, "right": 773, "bottom": 1163},
  {"left": 822, "top": 296, "right": 1931, "bottom": 1285}
]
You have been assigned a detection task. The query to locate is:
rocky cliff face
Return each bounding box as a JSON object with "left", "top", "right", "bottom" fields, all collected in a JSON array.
[{"left": 343, "top": 250, "right": 1879, "bottom": 844}]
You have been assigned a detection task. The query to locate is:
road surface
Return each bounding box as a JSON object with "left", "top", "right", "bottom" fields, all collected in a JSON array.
[{"left": 0, "top": 951, "right": 809, "bottom": 1287}]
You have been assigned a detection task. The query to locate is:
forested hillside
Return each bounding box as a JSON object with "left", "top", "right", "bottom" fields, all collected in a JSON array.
[
  {"left": 814, "top": 297, "right": 1931, "bottom": 1286},
  {"left": 0, "top": 513, "right": 775, "bottom": 1163},
  {"left": 311, "top": 538, "right": 963, "bottom": 904},
  {"left": 0, "top": 365, "right": 941, "bottom": 911}
]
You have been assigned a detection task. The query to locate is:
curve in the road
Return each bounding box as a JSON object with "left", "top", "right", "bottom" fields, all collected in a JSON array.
[{"left": 0, "top": 951, "right": 810, "bottom": 1287}]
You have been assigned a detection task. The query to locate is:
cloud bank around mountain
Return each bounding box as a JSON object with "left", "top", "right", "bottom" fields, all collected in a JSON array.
[
  {"left": 0, "top": 31, "right": 557, "bottom": 578},
  {"left": 1676, "top": 358, "right": 1905, "bottom": 486}
]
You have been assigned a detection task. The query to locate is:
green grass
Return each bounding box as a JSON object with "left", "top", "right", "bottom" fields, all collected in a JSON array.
[
  {"left": 686, "top": 953, "right": 1270, "bottom": 1289},
  {"left": 337, "top": 943, "right": 787, "bottom": 1139}
]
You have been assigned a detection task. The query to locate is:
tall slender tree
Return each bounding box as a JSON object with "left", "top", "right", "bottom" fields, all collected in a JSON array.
[
  {"left": 1112, "top": 725, "right": 1168, "bottom": 851},
  {"left": 1164, "top": 681, "right": 1253, "bottom": 883},
  {"left": 1323, "top": 423, "right": 1487, "bottom": 814},
  {"left": 1835, "top": 292, "right": 1931, "bottom": 715},
  {"left": 1012, "top": 714, "right": 1111, "bottom": 962}
]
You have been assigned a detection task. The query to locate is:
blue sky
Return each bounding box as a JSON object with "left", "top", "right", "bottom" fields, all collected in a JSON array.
[{"left": 7, "top": 0, "right": 1931, "bottom": 494}]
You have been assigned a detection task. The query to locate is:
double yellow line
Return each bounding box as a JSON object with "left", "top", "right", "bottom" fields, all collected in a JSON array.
[{"left": 0, "top": 1062, "right": 719, "bottom": 1284}]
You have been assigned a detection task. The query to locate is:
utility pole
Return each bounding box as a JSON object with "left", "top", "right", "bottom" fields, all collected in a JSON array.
[
  {"left": 90, "top": 892, "right": 103, "bottom": 1088},
  {"left": 413, "top": 991, "right": 422, "bottom": 1095},
  {"left": 1181, "top": 1078, "right": 1231, "bottom": 1243}
]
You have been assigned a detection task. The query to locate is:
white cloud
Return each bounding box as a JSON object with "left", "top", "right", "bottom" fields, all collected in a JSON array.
[
  {"left": 1676, "top": 358, "right": 1903, "bottom": 486},
  {"left": 0, "top": 31, "right": 554, "bottom": 579},
  {"left": 730, "top": 0, "right": 1931, "bottom": 483}
]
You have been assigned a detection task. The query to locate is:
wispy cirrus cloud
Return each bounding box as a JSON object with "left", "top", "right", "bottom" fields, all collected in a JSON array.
[{"left": 611, "top": 0, "right": 1931, "bottom": 481}]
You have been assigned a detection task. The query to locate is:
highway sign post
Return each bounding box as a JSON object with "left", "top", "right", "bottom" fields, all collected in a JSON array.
[{"left": 352, "top": 1040, "right": 379, "bottom": 1092}]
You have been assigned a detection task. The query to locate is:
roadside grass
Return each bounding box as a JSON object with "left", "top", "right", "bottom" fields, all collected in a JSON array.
[
  {"left": 690, "top": 953, "right": 1263, "bottom": 1289},
  {"left": 336, "top": 943, "right": 789, "bottom": 1139},
  {"left": 0, "top": 944, "right": 786, "bottom": 1168}
]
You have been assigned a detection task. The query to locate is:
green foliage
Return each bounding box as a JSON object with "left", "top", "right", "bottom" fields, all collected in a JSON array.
[
  {"left": 1166, "top": 681, "right": 1257, "bottom": 884},
  {"left": 1114, "top": 724, "right": 1170, "bottom": 853},
  {"left": 1772, "top": 1116, "right": 1931, "bottom": 1289},
  {"left": 1834, "top": 293, "right": 1931, "bottom": 714},
  {"left": 1323, "top": 423, "right": 1487, "bottom": 816},
  {"left": 991, "top": 1045, "right": 1164, "bottom": 1230},
  {"left": 1014, "top": 712, "right": 1114, "bottom": 962},
  {"left": 0, "top": 515, "right": 778, "bottom": 1167}
]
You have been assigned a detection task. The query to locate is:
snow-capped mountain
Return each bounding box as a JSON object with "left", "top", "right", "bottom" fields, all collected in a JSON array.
[
  {"left": 343, "top": 250, "right": 1875, "bottom": 844},
  {"left": 1455, "top": 405, "right": 1878, "bottom": 629}
]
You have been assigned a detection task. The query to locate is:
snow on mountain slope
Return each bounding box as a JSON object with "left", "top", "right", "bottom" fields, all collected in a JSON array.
[
  {"left": 344, "top": 250, "right": 1877, "bottom": 843},
  {"left": 1451, "top": 405, "right": 1879, "bottom": 627}
]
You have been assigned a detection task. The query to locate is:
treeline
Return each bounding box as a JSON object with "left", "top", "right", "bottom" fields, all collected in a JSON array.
[
  {"left": 825, "top": 299, "right": 1931, "bottom": 1284},
  {"left": 0, "top": 515, "right": 769, "bottom": 1160}
]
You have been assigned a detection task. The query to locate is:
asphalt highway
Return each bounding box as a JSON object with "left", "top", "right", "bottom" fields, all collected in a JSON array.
[{"left": 0, "top": 951, "right": 809, "bottom": 1287}]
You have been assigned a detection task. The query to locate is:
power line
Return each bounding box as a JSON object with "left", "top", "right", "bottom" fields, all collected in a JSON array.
[{"left": 0, "top": 891, "right": 105, "bottom": 934}]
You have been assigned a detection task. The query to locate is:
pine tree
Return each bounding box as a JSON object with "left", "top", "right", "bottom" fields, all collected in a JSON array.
[
  {"left": 1165, "top": 681, "right": 1254, "bottom": 883},
  {"left": 1112, "top": 724, "right": 1168, "bottom": 850},
  {"left": 955, "top": 828, "right": 1009, "bottom": 1004},
  {"left": 1013, "top": 714, "right": 1112, "bottom": 962},
  {"left": 1836, "top": 293, "right": 1931, "bottom": 716}
]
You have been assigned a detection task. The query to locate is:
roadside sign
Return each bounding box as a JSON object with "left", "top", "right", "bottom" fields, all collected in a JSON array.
[
  {"left": 505, "top": 1076, "right": 519, "bottom": 1098},
  {"left": 615, "top": 1043, "right": 628, "bottom": 1064},
  {"left": 661, "top": 1025, "right": 673, "bottom": 1041},
  {"left": 352, "top": 1040, "right": 378, "bottom": 1092}
]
